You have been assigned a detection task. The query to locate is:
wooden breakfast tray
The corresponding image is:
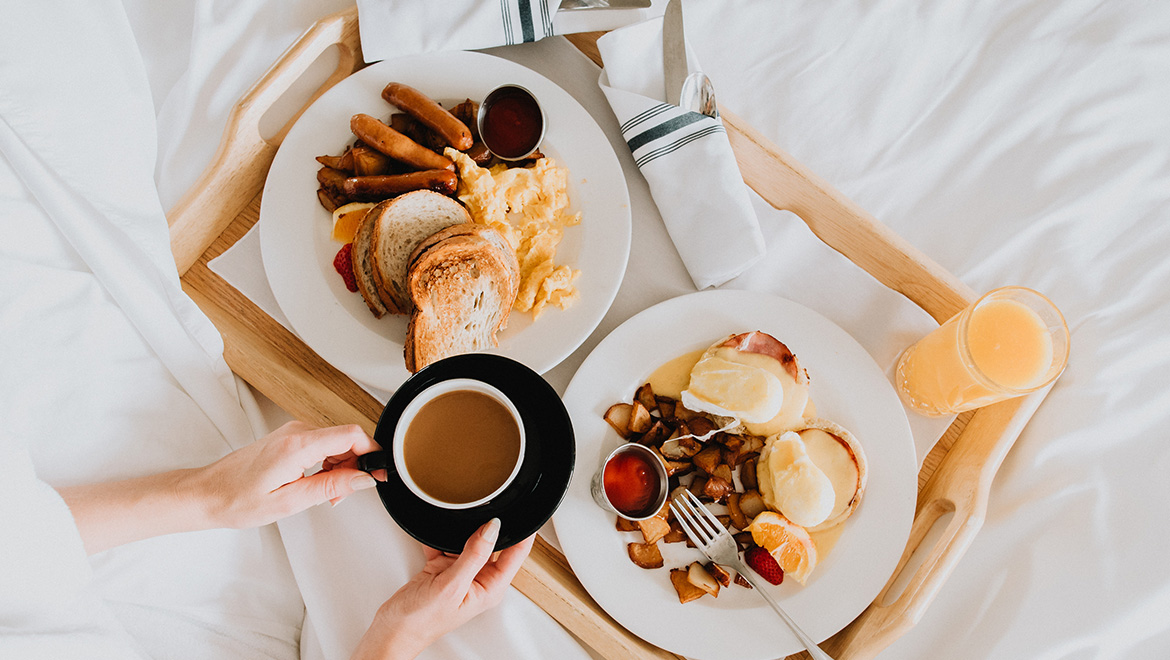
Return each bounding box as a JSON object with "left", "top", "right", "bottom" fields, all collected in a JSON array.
[{"left": 167, "top": 8, "right": 1054, "bottom": 660}]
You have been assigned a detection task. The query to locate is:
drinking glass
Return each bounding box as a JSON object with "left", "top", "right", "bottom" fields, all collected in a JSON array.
[{"left": 895, "top": 287, "right": 1069, "bottom": 416}]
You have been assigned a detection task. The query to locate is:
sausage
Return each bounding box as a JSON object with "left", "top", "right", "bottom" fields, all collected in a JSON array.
[
  {"left": 382, "top": 82, "right": 474, "bottom": 151},
  {"left": 350, "top": 114, "right": 454, "bottom": 172},
  {"left": 341, "top": 170, "right": 458, "bottom": 201}
]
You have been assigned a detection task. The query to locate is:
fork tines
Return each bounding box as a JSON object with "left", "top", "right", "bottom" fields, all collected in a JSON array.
[{"left": 670, "top": 489, "right": 723, "bottom": 551}]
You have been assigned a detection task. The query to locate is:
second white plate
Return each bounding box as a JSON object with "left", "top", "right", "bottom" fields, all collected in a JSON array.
[
  {"left": 554, "top": 289, "right": 917, "bottom": 660},
  {"left": 259, "top": 51, "right": 630, "bottom": 391}
]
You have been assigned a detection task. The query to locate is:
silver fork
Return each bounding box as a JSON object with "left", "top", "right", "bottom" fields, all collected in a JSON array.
[{"left": 671, "top": 490, "right": 835, "bottom": 660}]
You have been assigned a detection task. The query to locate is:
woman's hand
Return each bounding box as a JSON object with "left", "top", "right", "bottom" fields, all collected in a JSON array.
[
  {"left": 59, "top": 421, "right": 382, "bottom": 554},
  {"left": 351, "top": 519, "right": 535, "bottom": 660},
  {"left": 192, "top": 421, "right": 382, "bottom": 529}
]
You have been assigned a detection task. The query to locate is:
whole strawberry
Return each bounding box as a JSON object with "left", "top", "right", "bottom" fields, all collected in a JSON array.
[
  {"left": 333, "top": 243, "right": 358, "bottom": 292},
  {"left": 744, "top": 546, "right": 784, "bottom": 585}
]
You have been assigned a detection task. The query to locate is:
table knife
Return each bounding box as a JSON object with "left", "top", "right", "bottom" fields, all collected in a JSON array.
[
  {"left": 662, "top": 0, "right": 688, "bottom": 106},
  {"left": 558, "top": 0, "right": 652, "bottom": 10}
]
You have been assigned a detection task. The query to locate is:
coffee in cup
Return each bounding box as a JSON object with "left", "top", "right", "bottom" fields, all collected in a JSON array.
[{"left": 373, "top": 379, "right": 526, "bottom": 509}]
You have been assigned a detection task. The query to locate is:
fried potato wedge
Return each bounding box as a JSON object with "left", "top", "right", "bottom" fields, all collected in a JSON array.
[
  {"left": 604, "top": 403, "right": 633, "bottom": 438},
  {"left": 692, "top": 445, "right": 722, "bottom": 475},
  {"left": 726, "top": 492, "right": 748, "bottom": 530},
  {"left": 637, "top": 516, "right": 671, "bottom": 544},
  {"left": 638, "top": 420, "right": 672, "bottom": 448},
  {"left": 669, "top": 568, "right": 707, "bottom": 603},
  {"left": 629, "top": 401, "right": 654, "bottom": 434},
  {"left": 627, "top": 542, "right": 664, "bottom": 569},
  {"left": 351, "top": 145, "right": 393, "bottom": 176},
  {"left": 740, "top": 456, "right": 759, "bottom": 491},
  {"left": 661, "top": 436, "right": 702, "bottom": 460},
  {"left": 687, "top": 562, "right": 720, "bottom": 597},
  {"left": 686, "top": 416, "right": 717, "bottom": 439},
  {"left": 663, "top": 519, "right": 687, "bottom": 543},
  {"left": 712, "top": 464, "right": 733, "bottom": 485},
  {"left": 706, "top": 563, "right": 732, "bottom": 588},
  {"left": 635, "top": 383, "right": 657, "bottom": 414},
  {"left": 733, "top": 531, "right": 754, "bottom": 550},
  {"left": 615, "top": 516, "right": 639, "bottom": 532},
  {"left": 739, "top": 489, "right": 767, "bottom": 520},
  {"left": 687, "top": 475, "right": 708, "bottom": 500}
]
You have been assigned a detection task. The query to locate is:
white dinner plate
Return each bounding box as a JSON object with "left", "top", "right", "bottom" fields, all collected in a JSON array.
[
  {"left": 259, "top": 51, "right": 630, "bottom": 391},
  {"left": 554, "top": 290, "right": 917, "bottom": 660}
]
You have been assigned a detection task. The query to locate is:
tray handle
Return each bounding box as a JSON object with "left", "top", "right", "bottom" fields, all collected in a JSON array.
[
  {"left": 818, "top": 388, "right": 1049, "bottom": 660},
  {"left": 167, "top": 7, "right": 362, "bottom": 275}
]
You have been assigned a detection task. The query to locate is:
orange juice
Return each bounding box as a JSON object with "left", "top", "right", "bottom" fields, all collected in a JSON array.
[{"left": 896, "top": 287, "right": 1068, "bottom": 415}]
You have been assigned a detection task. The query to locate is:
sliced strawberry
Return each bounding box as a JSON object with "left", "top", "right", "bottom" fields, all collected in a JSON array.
[
  {"left": 333, "top": 243, "right": 358, "bottom": 292},
  {"left": 744, "top": 546, "right": 784, "bottom": 585}
]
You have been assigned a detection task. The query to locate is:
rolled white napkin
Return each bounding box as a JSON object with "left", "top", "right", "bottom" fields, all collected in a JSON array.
[
  {"left": 597, "top": 16, "right": 765, "bottom": 289},
  {"left": 357, "top": 0, "right": 649, "bottom": 62}
]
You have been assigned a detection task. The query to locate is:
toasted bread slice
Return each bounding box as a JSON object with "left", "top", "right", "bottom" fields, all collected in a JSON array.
[
  {"left": 407, "top": 222, "right": 519, "bottom": 287},
  {"left": 368, "top": 190, "right": 470, "bottom": 314},
  {"left": 404, "top": 225, "right": 519, "bottom": 372},
  {"left": 351, "top": 208, "right": 390, "bottom": 318}
]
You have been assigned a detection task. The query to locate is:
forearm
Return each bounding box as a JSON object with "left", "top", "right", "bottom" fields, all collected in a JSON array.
[{"left": 57, "top": 468, "right": 212, "bottom": 555}]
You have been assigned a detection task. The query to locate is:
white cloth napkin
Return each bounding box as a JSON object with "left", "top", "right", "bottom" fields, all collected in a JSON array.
[
  {"left": 357, "top": 0, "right": 651, "bottom": 62},
  {"left": 597, "top": 16, "right": 765, "bottom": 289}
]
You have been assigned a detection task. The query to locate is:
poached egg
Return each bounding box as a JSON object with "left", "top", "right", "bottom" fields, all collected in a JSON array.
[{"left": 680, "top": 331, "right": 809, "bottom": 431}]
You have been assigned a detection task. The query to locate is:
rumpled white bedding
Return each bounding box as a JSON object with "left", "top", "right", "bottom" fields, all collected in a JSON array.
[
  {"left": 0, "top": 1, "right": 305, "bottom": 658},
  {"left": 2, "top": 2, "right": 1169, "bottom": 660}
]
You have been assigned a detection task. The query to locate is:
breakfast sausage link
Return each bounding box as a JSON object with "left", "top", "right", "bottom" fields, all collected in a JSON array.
[
  {"left": 382, "top": 82, "right": 474, "bottom": 151},
  {"left": 350, "top": 114, "right": 454, "bottom": 172},
  {"left": 342, "top": 170, "right": 458, "bottom": 201}
]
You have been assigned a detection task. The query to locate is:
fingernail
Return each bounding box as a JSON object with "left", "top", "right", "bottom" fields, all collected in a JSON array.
[
  {"left": 351, "top": 474, "right": 377, "bottom": 491},
  {"left": 483, "top": 517, "right": 501, "bottom": 542}
]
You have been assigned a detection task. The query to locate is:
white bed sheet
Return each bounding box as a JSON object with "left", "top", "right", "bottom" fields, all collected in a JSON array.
[
  {"left": 0, "top": 2, "right": 305, "bottom": 658},
  {"left": 3, "top": 0, "right": 1169, "bottom": 659}
]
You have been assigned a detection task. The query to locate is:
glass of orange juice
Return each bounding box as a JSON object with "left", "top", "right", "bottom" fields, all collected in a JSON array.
[{"left": 895, "top": 287, "right": 1070, "bottom": 416}]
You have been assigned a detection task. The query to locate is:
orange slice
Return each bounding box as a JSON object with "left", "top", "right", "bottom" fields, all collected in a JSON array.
[
  {"left": 747, "top": 510, "right": 818, "bottom": 584},
  {"left": 331, "top": 202, "right": 376, "bottom": 243}
]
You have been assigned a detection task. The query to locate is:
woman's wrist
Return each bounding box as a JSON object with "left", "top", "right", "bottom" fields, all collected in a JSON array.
[
  {"left": 351, "top": 605, "right": 430, "bottom": 660},
  {"left": 172, "top": 465, "right": 224, "bottom": 531}
]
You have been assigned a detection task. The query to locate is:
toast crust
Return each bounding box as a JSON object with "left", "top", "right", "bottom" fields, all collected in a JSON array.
[{"left": 351, "top": 207, "right": 390, "bottom": 318}]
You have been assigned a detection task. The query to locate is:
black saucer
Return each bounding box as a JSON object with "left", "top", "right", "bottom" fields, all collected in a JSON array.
[{"left": 363, "top": 354, "right": 575, "bottom": 553}]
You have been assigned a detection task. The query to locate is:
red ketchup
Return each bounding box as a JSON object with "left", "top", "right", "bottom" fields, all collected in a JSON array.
[
  {"left": 603, "top": 448, "right": 659, "bottom": 518},
  {"left": 481, "top": 88, "right": 543, "bottom": 159}
]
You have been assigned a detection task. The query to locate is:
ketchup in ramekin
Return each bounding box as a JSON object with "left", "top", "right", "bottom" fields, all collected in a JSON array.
[
  {"left": 477, "top": 84, "right": 546, "bottom": 161},
  {"left": 591, "top": 443, "right": 668, "bottom": 520}
]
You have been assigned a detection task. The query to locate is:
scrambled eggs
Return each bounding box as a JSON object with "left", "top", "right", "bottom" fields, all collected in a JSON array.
[{"left": 446, "top": 148, "right": 580, "bottom": 318}]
